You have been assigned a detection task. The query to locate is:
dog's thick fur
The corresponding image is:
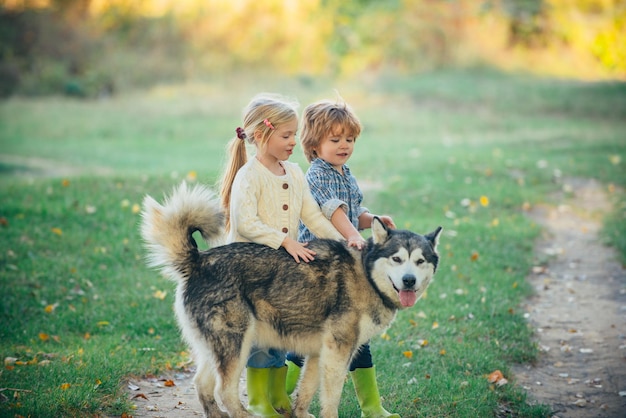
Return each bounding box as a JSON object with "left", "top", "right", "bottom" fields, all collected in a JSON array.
[{"left": 140, "top": 182, "right": 442, "bottom": 418}]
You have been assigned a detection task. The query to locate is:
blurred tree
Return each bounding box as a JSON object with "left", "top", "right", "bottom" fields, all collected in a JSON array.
[
  {"left": 49, "top": 0, "right": 91, "bottom": 19},
  {"left": 0, "top": 0, "right": 111, "bottom": 97},
  {"left": 373, "top": 0, "right": 467, "bottom": 73},
  {"left": 0, "top": 0, "right": 623, "bottom": 96},
  {"left": 484, "top": 0, "right": 548, "bottom": 47},
  {"left": 592, "top": 8, "right": 626, "bottom": 74},
  {"left": 546, "top": 0, "right": 626, "bottom": 77}
]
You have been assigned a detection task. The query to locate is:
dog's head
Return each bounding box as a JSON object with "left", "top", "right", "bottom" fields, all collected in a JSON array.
[{"left": 366, "top": 218, "right": 442, "bottom": 309}]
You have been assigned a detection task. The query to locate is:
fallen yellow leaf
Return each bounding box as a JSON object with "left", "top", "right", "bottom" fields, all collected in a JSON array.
[
  {"left": 608, "top": 183, "right": 615, "bottom": 194},
  {"left": 153, "top": 290, "right": 167, "bottom": 300},
  {"left": 4, "top": 357, "right": 17, "bottom": 366},
  {"left": 487, "top": 370, "right": 504, "bottom": 383}
]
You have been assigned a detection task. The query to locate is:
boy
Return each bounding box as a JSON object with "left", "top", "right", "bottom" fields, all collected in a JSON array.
[{"left": 287, "top": 99, "right": 399, "bottom": 418}]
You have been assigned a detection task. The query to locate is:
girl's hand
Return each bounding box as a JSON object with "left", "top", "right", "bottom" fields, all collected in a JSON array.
[
  {"left": 378, "top": 215, "right": 396, "bottom": 230},
  {"left": 346, "top": 234, "right": 366, "bottom": 250},
  {"left": 282, "top": 237, "right": 316, "bottom": 263}
]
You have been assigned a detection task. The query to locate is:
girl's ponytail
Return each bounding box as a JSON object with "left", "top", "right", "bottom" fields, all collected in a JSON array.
[{"left": 219, "top": 134, "right": 247, "bottom": 232}]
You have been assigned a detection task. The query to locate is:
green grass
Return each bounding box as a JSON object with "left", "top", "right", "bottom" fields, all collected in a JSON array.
[{"left": 1, "top": 70, "right": 624, "bottom": 417}]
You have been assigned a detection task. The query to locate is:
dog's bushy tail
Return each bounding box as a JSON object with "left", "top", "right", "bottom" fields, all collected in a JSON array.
[{"left": 140, "top": 181, "right": 224, "bottom": 282}]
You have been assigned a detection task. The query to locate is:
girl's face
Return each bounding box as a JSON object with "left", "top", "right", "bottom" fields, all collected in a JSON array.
[
  {"left": 257, "top": 117, "right": 298, "bottom": 164},
  {"left": 316, "top": 125, "right": 355, "bottom": 172}
]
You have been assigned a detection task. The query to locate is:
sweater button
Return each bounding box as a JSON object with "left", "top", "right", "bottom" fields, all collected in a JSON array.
[
  {"left": 282, "top": 227, "right": 288, "bottom": 233},
  {"left": 282, "top": 204, "right": 288, "bottom": 210},
  {"left": 282, "top": 183, "right": 289, "bottom": 189}
]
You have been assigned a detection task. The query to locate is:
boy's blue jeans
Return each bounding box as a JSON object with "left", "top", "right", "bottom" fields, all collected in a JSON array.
[
  {"left": 247, "top": 346, "right": 286, "bottom": 368},
  {"left": 286, "top": 343, "right": 373, "bottom": 371}
]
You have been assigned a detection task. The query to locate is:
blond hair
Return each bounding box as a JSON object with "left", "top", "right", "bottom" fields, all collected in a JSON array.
[
  {"left": 218, "top": 93, "right": 299, "bottom": 231},
  {"left": 300, "top": 99, "right": 362, "bottom": 163}
]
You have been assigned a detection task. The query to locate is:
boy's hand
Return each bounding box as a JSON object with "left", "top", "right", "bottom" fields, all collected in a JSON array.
[
  {"left": 282, "top": 237, "right": 316, "bottom": 263},
  {"left": 346, "top": 234, "right": 366, "bottom": 250},
  {"left": 378, "top": 215, "right": 396, "bottom": 230}
]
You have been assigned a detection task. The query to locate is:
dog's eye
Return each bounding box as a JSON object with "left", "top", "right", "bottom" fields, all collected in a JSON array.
[
  {"left": 416, "top": 259, "right": 425, "bottom": 265},
  {"left": 392, "top": 256, "right": 402, "bottom": 263}
]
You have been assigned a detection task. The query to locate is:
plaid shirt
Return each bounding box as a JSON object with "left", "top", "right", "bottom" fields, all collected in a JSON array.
[{"left": 298, "top": 158, "right": 369, "bottom": 242}]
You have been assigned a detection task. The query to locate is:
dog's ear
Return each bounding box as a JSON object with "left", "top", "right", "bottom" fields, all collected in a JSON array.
[
  {"left": 371, "top": 216, "right": 389, "bottom": 244},
  {"left": 425, "top": 226, "right": 443, "bottom": 252}
]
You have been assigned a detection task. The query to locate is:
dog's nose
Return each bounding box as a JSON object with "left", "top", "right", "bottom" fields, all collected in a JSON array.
[{"left": 402, "top": 274, "right": 416, "bottom": 288}]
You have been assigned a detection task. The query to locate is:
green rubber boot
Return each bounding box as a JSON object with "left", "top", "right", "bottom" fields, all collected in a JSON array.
[
  {"left": 350, "top": 367, "right": 401, "bottom": 418},
  {"left": 285, "top": 360, "right": 301, "bottom": 395},
  {"left": 268, "top": 365, "right": 292, "bottom": 416},
  {"left": 246, "top": 367, "right": 283, "bottom": 417}
]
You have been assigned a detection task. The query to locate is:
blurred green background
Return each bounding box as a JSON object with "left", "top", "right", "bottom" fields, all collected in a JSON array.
[
  {"left": 1, "top": 0, "right": 625, "bottom": 98},
  {"left": 1, "top": 1, "right": 625, "bottom": 417}
]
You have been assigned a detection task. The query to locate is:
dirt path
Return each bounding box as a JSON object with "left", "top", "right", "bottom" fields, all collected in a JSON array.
[
  {"left": 513, "top": 178, "right": 626, "bottom": 417},
  {"left": 0, "top": 154, "right": 114, "bottom": 178},
  {"left": 122, "top": 178, "right": 626, "bottom": 418},
  {"left": 123, "top": 371, "right": 224, "bottom": 417}
]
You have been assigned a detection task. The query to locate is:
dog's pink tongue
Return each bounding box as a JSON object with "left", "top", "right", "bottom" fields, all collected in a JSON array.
[{"left": 399, "top": 290, "right": 417, "bottom": 307}]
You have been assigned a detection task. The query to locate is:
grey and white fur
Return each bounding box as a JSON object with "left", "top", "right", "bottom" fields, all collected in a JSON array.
[{"left": 140, "top": 182, "right": 442, "bottom": 418}]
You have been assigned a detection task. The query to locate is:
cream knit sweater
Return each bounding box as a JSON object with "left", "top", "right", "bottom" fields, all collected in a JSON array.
[{"left": 227, "top": 157, "right": 343, "bottom": 249}]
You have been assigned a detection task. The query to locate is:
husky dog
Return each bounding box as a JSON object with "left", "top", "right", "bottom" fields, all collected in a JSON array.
[{"left": 140, "top": 182, "right": 441, "bottom": 418}]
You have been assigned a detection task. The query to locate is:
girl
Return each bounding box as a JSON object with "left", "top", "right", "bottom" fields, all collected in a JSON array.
[
  {"left": 285, "top": 98, "right": 399, "bottom": 418},
  {"left": 219, "top": 93, "right": 343, "bottom": 417}
]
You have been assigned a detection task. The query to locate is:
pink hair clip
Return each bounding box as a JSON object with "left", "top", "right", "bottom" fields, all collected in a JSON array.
[{"left": 263, "top": 119, "right": 275, "bottom": 130}]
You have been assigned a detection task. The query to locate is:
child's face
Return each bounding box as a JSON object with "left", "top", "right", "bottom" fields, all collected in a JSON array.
[
  {"left": 258, "top": 117, "right": 299, "bottom": 163},
  {"left": 316, "top": 126, "right": 355, "bottom": 171}
]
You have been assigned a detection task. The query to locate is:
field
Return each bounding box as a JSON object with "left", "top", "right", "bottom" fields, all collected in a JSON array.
[{"left": 1, "top": 70, "right": 625, "bottom": 417}]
